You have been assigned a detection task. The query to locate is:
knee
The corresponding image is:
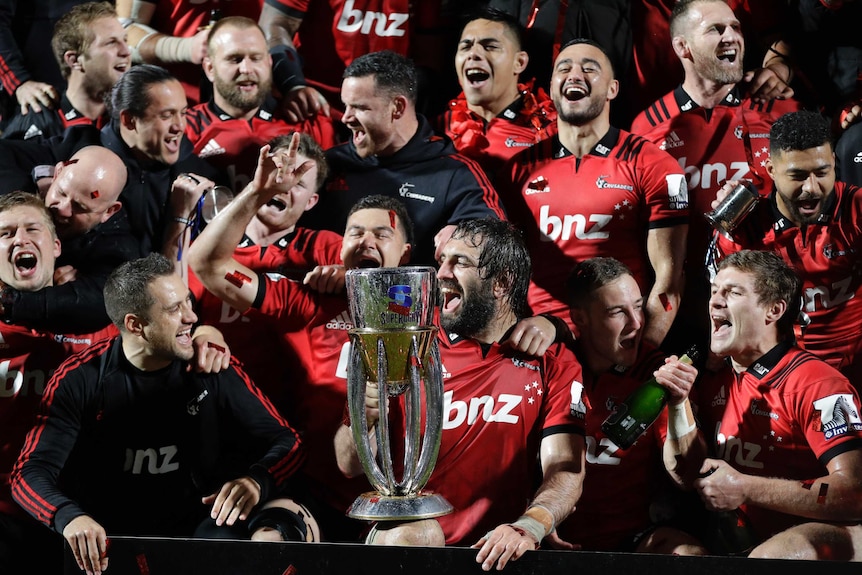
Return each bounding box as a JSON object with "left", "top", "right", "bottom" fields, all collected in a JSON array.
[{"left": 365, "top": 519, "right": 445, "bottom": 547}]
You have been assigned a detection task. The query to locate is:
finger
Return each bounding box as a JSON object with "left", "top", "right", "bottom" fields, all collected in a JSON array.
[{"left": 86, "top": 532, "right": 102, "bottom": 575}]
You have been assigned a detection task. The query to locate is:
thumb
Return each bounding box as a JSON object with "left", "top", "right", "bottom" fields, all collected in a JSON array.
[{"left": 742, "top": 70, "right": 754, "bottom": 83}]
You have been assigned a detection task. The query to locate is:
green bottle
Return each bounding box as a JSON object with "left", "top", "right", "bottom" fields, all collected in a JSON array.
[{"left": 601, "top": 347, "right": 700, "bottom": 450}]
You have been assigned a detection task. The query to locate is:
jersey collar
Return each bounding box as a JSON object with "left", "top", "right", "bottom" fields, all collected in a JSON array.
[
  {"left": 554, "top": 126, "right": 620, "bottom": 159},
  {"left": 208, "top": 94, "right": 280, "bottom": 122},
  {"left": 674, "top": 84, "right": 742, "bottom": 113},
  {"left": 743, "top": 339, "right": 795, "bottom": 381}
]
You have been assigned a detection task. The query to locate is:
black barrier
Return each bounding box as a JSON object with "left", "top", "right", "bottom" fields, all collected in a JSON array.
[{"left": 64, "top": 536, "right": 857, "bottom": 575}]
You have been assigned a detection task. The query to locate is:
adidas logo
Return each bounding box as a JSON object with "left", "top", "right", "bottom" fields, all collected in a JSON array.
[
  {"left": 660, "top": 131, "right": 684, "bottom": 151},
  {"left": 711, "top": 385, "right": 727, "bottom": 407},
  {"left": 854, "top": 152, "right": 862, "bottom": 164},
  {"left": 326, "top": 310, "right": 353, "bottom": 330},
  {"left": 23, "top": 124, "right": 43, "bottom": 140},
  {"left": 199, "top": 138, "right": 226, "bottom": 158}
]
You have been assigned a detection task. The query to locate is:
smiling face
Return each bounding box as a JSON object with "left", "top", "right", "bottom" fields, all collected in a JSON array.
[
  {"left": 44, "top": 155, "right": 124, "bottom": 240},
  {"left": 122, "top": 79, "right": 187, "bottom": 165},
  {"left": 340, "top": 208, "right": 411, "bottom": 269},
  {"left": 139, "top": 274, "right": 198, "bottom": 366},
  {"left": 254, "top": 151, "right": 319, "bottom": 232},
  {"left": 78, "top": 16, "right": 131, "bottom": 95},
  {"left": 437, "top": 233, "right": 497, "bottom": 339},
  {"left": 341, "top": 75, "right": 401, "bottom": 158},
  {"left": 551, "top": 42, "right": 618, "bottom": 127},
  {"left": 570, "top": 274, "right": 643, "bottom": 374},
  {"left": 768, "top": 144, "right": 836, "bottom": 226},
  {"left": 680, "top": 1, "right": 744, "bottom": 85},
  {"left": 455, "top": 18, "right": 526, "bottom": 113},
  {"left": 0, "top": 205, "right": 61, "bottom": 292},
  {"left": 205, "top": 23, "right": 272, "bottom": 117}
]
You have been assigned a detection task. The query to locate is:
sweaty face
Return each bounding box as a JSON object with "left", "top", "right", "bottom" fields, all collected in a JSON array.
[
  {"left": 340, "top": 208, "right": 410, "bottom": 269},
  {"left": 709, "top": 267, "right": 777, "bottom": 366},
  {"left": 437, "top": 234, "right": 496, "bottom": 338},
  {"left": 571, "top": 275, "right": 643, "bottom": 373},
  {"left": 79, "top": 16, "right": 131, "bottom": 95},
  {"left": 125, "top": 80, "right": 187, "bottom": 165},
  {"left": 682, "top": 2, "right": 744, "bottom": 85},
  {"left": 551, "top": 43, "right": 617, "bottom": 126},
  {"left": 769, "top": 145, "right": 836, "bottom": 226},
  {"left": 206, "top": 25, "right": 273, "bottom": 115},
  {"left": 0, "top": 205, "right": 60, "bottom": 291},
  {"left": 140, "top": 274, "right": 198, "bottom": 366},
  {"left": 456, "top": 19, "right": 525, "bottom": 111},
  {"left": 254, "top": 152, "right": 319, "bottom": 231},
  {"left": 341, "top": 76, "right": 399, "bottom": 158}
]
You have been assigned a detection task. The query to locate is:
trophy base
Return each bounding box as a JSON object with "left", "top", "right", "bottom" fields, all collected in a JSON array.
[{"left": 347, "top": 492, "right": 453, "bottom": 521}]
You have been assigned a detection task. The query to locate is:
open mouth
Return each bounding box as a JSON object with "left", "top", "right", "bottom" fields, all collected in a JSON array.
[
  {"left": 717, "top": 49, "right": 738, "bottom": 63},
  {"left": 177, "top": 327, "right": 193, "bottom": 346},
  {"left": 13, "top": 252, "right": 37, "bottom": 273},
  {"left": 796, "top": 197, "right": 821, "bottom": 215},
  {"left": 465, "top": 68, "right": 490, "bottom": 85},
  {"left": 356, "top": 257, "right": 381, "bottom": 269},
  {"left": 563, "top": 84, "right": 587, "bottom": 101},
  {"left": 440, "top": 284, "right": 462, "bottom": 313},
  {"left": 265, "top": 198, "right": 287, "bottom": 211},
  {"left": 711, "top": 315, "right": 732, "bottom": 336}
]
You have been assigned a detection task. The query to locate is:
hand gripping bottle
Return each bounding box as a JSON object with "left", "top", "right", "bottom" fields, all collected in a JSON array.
[{"left": 601, "top": 347, "right": 700, "bottom": 450}]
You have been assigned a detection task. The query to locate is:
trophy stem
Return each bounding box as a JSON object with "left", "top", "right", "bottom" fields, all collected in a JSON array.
[{"left": 376, "top": 337, "right": 398, "bottom": 493}]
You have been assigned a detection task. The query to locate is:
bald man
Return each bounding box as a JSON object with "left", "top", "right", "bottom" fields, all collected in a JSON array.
[{"left": 0, "top": 146, "right": 141, "bottom": 332}]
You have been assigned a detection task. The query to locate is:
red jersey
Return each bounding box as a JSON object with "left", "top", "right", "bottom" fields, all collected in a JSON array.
[
  {"left": 263, "top": 0, "right": 443, "bottom": 104},
  {"left": 436, "top": 84, "right": 557, "bottom": 182},
  {"left": 188, "top": 227, "right": 342, "bottom": 406},
  {"left": 0, "top": 322, "right": 117, "bottom": 517},
  {"left": 709, "top": 182, "right": 862, "bottom": 384},
  {"left": 696, "top": 342, "right": 862, "bottom": 540},
  {"left": 146, "top": 0, "right": 264, "bottom": 104},
  {"left": 557, "top": 345, "right": 672, "bottom": 551},
  {"left": 500, "top": 128, "right": 689, "bottom": 326},
  {"left": 428, "top": 330, "right": 587, "bottom": 546},
  {"left": 185, "top": 97, "right": 338, "bottom": 195}
]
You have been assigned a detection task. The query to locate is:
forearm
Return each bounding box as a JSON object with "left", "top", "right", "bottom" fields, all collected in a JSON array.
[
  {"left": 741, "top": 472, "right": 862, "bottom": 522},
  {"left": 334, "top": 423, "right": 368, "bottom": 478},
  {"left": 644, "top": 288, "right": 679, "bottom": 348},
  {"left": 529, "top": 465, "right": 583, "bottom": 529},
  {"left": 663, "top": 400, "right": 708, "bottom": 489},
  {"left": 8, "top": 279, "right": 111, "bottom": 333},
  {"left": 644, "top": 225, "right": 686, "bottom": 347}
]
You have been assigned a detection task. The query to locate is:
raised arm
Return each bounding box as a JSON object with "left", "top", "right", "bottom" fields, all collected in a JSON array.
[{"left": 644, "top": 223, "right": 687, "bottom": 348}]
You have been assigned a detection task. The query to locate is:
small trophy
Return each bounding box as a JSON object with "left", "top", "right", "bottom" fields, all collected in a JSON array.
[
  {"left": 705, "top": 181, "right": 761, "bottom": 239},
  {"left": 345, "top": 267, "right": 453, "bottom": 520}
]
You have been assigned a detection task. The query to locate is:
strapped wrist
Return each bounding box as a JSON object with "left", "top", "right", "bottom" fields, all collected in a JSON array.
[{"left": 270, "top": 45, "right": 306, "bottom": 94}]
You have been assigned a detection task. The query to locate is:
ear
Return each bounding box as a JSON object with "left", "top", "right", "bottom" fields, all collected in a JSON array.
[
  {"left": 606, "top": 78, "right": 620, "bottom": 101},
  {"left": 569, "top": 306, "right": 586, "bottom": 330},
  {"left": 513, "top": 50, "right": 529, "bottom": 76},
  {"left": 399, "top": 242, "right": 412, "bottom": 265},
  {"left": 202, "top": 56, "right": 215, "bottom": 82},
  {"left": 765, "top": 155, "right": 775, "bottom": 180},
  {"left": 124, "top": 312, "right": 147, "bottom": 336},
  {"left": 100, "top": 201, "right": 123, "bottom": 224},
  {"left": 119, "top": 109, "right": 136, "bottom": 131},
  {"left": 672, "top": 36, "right": 690, "bottom": 61},
  {"left": 765, "top": 299, "right": 788, "bottom": 325},
  {"left": 391, "top": 95, "right": 408, "bottom": 120},
  {"left": 493, "top": 272, "right": 513, "bottom": 300},
  {"left": 52, "top": 237, "right": 62, "bottom": 259},
  {"left": 65, "top": 51, "right": 82, "bottom": 71},
  {"left": 303, "top": 192, "right": 319, "bottom": 212}
]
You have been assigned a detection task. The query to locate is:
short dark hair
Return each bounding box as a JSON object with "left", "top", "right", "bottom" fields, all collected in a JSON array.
[
  {"left": 460, "top": 8, "right": 524, "bottom": 51},
  {"left": 769, "top": 111, "right": 834, "bottom": 157},
  {"left": 0, "top": 191, "right": 56, "bottom": 237},
  {"left": 450, "top": 218, "right": 531, "bottom": 320},
  {"left": 343, "top": 50, "right": 417, "bottom": 104},
  {"left": 108, "top": 64, "right": 176, "bottom": 124},
  {"left": 717, "top": 250, "right": 802, "bottom": 338},
  {"left": 52, "top": 1, "right": 118, "bottom": 79},
  {"left": 567, "top": 257, "right": 633, "bottom": 309},
  {"left": 346, "top": 194, "right": 415, "bottom": 247},
  {"left": 557, "top": 37, "right": 616, "bottom": 78},
  {"left": 104, "top": 253, "right": 176, "bottom": 330},
  {"left": 267, "top": 132, "right": 329, "bottom": 190},
  {"left": 670, "top": 0, "right": 726, "bottom": 39}
]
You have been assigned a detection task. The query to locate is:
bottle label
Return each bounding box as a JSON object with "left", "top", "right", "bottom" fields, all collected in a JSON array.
[{"left": 603, "top": 403, "right": 629, "bottom": 426}]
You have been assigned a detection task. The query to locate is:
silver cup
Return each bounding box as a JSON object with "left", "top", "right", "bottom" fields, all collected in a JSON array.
[
  {"left": 345, "top": 267, "right": 453, "bottom": 521},
  {"left": 705, "top": 181, "right": 761, "bottom": 239},
  {"left": 200, "top": 185, "right": 234, "bottom": 223}
]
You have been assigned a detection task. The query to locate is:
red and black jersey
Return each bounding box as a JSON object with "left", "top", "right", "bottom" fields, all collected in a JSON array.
[
  {"left": 435, "top": 84, "right": 557, "bottom": 182},
  {"left": 631, "top": 85, "right": 801, "bottom": 282},
  {"left": 709, "top": 182, "right": 862, "bottom": 383},
  {"left": 499, "top": 127, "right": 689, "bottom": 326},
  {"left": 145, "top": 0, "right": 264, "bottom": 105},
  {"left": 696, "top": 342, "right": 862, "bottom": 540},
  {"left": 428, "top": 328, "right": 587, "bottom": 546},
  {"left": 185, "top": 97, "right": 337, "bottom": 195},
  {"left": 188, "top": 226, "right": 343, "bottom": 403},
  {"left": 557, "top": 344, "right": 672, "bottom": 551},
  {"left": 0, "top": 322, "right": 116, "bottom": 518},
  {"left": 1, "top": 92, "right": 106, "bottom": 141}
]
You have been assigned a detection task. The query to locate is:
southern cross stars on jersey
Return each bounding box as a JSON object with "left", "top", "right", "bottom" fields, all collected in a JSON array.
[
  {"left": 0, "top": 323, "right": 116, "bottom": 519},
  {"left": 500, "top": 127, "right": 688, "bottom": 326},
  {"left": 188, "top": 226, "right": 343, "bottom": 404},
  {"left": 557, "top": 345, "right": 672, "bottom": 551},
  {"left": 427, "top": 329, "right": 587, "bottom": 546},
  {"left": 184, "top": 96, "right": 337, "bottom": 195},
  {"left": 708, "top": 182, "right": 862, "bottom": 385},
  {"left": 436, "top": 84, "right": 557, "bottom": 182},
  {"left": 631, "top": 86, "right": 801, "bottom": 297},
  {"left": 696, "top": 342, "right": 862, "bottom": 540}
]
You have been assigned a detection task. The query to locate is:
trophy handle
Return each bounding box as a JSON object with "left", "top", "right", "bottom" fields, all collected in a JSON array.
[
  {"left": 348, "top": 337, "right": 391, "bottom": 494},
  {"left": 401, "top": 340, "right": 443, "bottom": 493}
]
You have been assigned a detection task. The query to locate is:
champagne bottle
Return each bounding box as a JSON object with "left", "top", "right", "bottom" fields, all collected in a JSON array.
[
  {"left": 707, "top": 508, "right": 758, "bottom": 556},
  {"left": 601, "top": 346, "right": 700, "bottom": 450}
]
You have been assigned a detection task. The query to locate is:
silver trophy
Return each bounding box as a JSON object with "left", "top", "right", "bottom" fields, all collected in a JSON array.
[
  {"left": 705, "top": 181, "right": 761, "bottom": 239},
  {"left": 345, "top": 267, "right": 453, "bottom": 521}
]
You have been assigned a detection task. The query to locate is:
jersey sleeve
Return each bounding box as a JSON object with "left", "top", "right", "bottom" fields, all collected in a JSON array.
[
  {"left": 443, "top": 154, "right": 507, "bottom": 224},
  {"left": 789, "top": 374, "right": 862, "bottom": 466},
  {"left": 636, "top": 140, "right": 689, "bottom": 228},
  {"left": 253, "top": 272, "right": 323, "bottom": 329},
  {"left": 540, "top": 344, "right": 588, "bottom": 437}
]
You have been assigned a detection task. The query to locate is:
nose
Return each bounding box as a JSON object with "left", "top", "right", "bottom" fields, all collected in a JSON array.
[
  {"left": 238, "top": 56, "right": 251, "bottom": 74},
  {"left": 342, "top": 105, "right": 356, "bottom": 125},
  {"left": 49, "top": 195, "right": 72, "bottom": 218},
  {"left": 709, "top": 289, "right": 725, "bottom": 309},
  {"left": 627, "top": 309, "right": 644, "bottom": 332},
  {"left": 801, "top": 173, "right": 818, "bottom": 194},
  {"left": 436, "top": 259, "right": 454, "bottom": 280},
  {"left": 118, "top": 38, "right": 131, "bottom": 57},
  {"left": 181, "top": 300, "right": 198, "bottom": 325}
]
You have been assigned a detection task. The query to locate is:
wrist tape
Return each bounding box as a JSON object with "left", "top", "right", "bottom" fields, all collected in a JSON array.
[{"left": 270, "top": 45, "right": 306, "bottom": 94}]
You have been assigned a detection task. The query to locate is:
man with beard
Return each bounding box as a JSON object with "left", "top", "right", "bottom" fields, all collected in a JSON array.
[
  {"left": 435, "top": 8, "right": 557, "bottom": 182},
  {"left": 185, "top": 16, "right": 337, "bottom": 196},
  {"left": 334, "top": 218, "right": 588, "bottom": 571},
  {"left": 498, "top": 38, "right": 689, "bottom": 349},
  {"left": 708, "top": 110, "right": 862, "bottom": 389},
  {"left": 672, "top": 250, "right": 862, "bottom": 560},
  {"left": 2, "top": 2, "right": 130, "bottom": 141},
  {"left": 630, "top": 0, "right": 800, "bottom": 353},
  {"left": 303, "top": 50, "right": 506, "bottom": 266}
]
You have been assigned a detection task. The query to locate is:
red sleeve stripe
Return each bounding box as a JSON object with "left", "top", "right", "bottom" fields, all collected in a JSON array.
[
  {"left": 10, "top": 476, "right": 56, "bottom": 526},
  {"left": 0, "top": 56, "right": 22, "bottom": 94},
  {"left": 451, "top": 153, "right": 507, "bottom": 219}
]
